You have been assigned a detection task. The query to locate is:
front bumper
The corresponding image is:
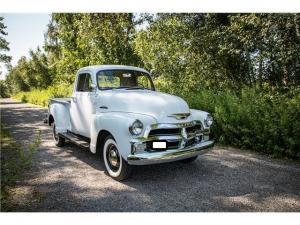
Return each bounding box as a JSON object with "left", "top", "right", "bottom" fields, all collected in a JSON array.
[{"left": 127, "top": 140, "right": 214, "bottom": 165}]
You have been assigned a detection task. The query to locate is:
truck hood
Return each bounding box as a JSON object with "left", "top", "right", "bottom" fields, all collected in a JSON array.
[{"left": 99, "top": 89, "right": 190, "bottom": 122}]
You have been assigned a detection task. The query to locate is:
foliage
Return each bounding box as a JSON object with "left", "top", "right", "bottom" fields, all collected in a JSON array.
[
  {"left": 0, "top": 123, "right": 41, "bottom": 210},
  {"left": 156, "top": 81, "right": 300, "bottom": 159},
  {"left": 5, "top": 13, "right": 300, "bottom": 93},
  {"left": 14, "top": 84, "right": 73, "bottom": 107},
  {"left": 0, "top": 16, "right": 11, "bottom": 64},
  {"left": 5, "top": 48, "right": 53, "bottom": 95},
  {"left": 135, "top": 14, "right": 300, "bottom": 90},
  {"left": 0, "top": 79, "right": 10, "bottom": 97},
  {"left": 44, "top": 13, "right": 142, "bottom": 84}
]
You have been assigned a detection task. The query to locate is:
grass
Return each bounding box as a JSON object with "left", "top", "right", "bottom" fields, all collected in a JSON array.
[{"left": 0, "top": 123, "right": 41, "bottom": 211}]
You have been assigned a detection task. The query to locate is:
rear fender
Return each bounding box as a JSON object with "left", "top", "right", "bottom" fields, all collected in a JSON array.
[{"left": 49, "top": 103, "right": 71, "bottom": 133}]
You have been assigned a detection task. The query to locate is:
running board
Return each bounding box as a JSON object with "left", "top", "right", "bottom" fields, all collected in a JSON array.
[{"left": 59, "top": 132, "right": 90, "bottom": 148}]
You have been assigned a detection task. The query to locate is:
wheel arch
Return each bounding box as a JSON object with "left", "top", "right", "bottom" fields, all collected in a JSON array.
[
  {"left": 48, "top": 114, "right": 54, "bottom": 126},
  {"left": 96, "top": 129, "right": 113, "bottom": 156},
  {"left": 90, "top": 112, "right": 157, "bottom": 158}
]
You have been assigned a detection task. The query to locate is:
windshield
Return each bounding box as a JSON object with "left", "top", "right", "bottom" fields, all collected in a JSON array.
[{"left": 96, "top": 69, "right": 155, "bottom": 90}]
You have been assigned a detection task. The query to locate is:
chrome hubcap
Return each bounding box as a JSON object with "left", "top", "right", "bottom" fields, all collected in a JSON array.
[
  {"left": 106, "top": 143, "right": 120, "bottom": 171},
  {"left": 109, "top": 149, "right": 118, "bottom": 167}
]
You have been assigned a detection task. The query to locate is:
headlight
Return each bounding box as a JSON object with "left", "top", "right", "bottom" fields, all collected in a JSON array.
[
  {"left": 204, "top": 114, "right": 213, "bottom": 127},
  {"left": 129, "top": 120, "right": 143, "bottom": 135}
]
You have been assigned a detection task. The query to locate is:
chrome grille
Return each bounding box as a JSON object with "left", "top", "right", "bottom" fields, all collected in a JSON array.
[
  {"left": 149, "top": 123, "right": 202, "bottom": 138},
  {"left": 186, "top": 124, "right": 202, "bottom": 137},
  {"left": 149, "top": 128, "right": 181, "bottom": 136},
  {"left": 167, "top": 140, "right": 181, "bottom": 149},
  {"left": 146, "top": 122, "right": 204, "bottom": 151},
  {"left": 145, "top": 140, "right": 180, "bottom": 152}
]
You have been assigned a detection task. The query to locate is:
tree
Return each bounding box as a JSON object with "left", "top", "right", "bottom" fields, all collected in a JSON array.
[
  {"left": 0, "top": 16, "right": 11, "bottom": 64},
  {"left": 0, "top": 16, "right": 11, "bottom": 81},
  {"left": 6, "top": 13, "right": 300, "bottom": 95},
  {"left": 5, "top": 47, "right": 52, "bottom": 94},
  {"left": 44, "top": 13, "right": 142, "bottom": 84},
  {"left": 134, "top": 13, "right": 300, "bottom": 93},
  {"left": 28, "top": 47, "right": 52, "bottom": 88},
  {"left": 134, "top": 14, "right": 239, "bottom": 91}
]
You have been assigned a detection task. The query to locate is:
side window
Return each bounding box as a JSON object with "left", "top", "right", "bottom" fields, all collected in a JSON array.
[
  {"left": 77, "top": 74, "right": 86, "bottom": 92},
  {"left": 77, "top": 73, "right": 92, "bottom": 92},
  {"left": 84, "top": 74, "right": 93, "bottom": 91}
]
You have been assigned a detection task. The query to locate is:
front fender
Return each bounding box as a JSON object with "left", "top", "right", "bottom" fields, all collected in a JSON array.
[
  {"left": 190, "top": 109, "right": 210, "bottom": 129},
  {"left": 90, "top": 112, "right": 157, "bottom": 159}
]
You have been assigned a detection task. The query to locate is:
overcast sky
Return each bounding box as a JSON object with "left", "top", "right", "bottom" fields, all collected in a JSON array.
[{"left": 0, "top": 13, "right": 51, "bottom": 79}]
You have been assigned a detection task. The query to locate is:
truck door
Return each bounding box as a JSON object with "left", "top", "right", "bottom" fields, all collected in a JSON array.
[{"left": 70, "top": 72, "right": 96, "bottom": 137}]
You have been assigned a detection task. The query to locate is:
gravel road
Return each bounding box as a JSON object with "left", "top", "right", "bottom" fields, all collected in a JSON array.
[{"left": 1, "top": 98, "right": 299, "bottom": 212}]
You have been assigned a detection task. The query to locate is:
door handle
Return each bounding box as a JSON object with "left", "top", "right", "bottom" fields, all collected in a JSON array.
[{"left": 100, "top": 106, "right": 108, "bottom": 109}]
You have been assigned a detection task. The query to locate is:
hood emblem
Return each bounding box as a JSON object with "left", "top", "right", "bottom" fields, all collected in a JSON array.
[{"left": 168, "top": 113, "right": 191, "bottom": 120}]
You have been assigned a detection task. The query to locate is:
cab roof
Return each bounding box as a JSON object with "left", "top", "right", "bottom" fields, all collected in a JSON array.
[{"left": 77, "top": 65, "right": 151, "bottom": 75}]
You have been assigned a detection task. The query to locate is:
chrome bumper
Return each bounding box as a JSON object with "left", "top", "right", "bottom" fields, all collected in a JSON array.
[{"left": 127, "top": 140, "right": 214, "bottom": 165}]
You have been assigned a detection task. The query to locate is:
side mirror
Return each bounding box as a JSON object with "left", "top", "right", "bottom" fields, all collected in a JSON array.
[{"left": 90, "top": 83, "right": 97, "bottom": 92}]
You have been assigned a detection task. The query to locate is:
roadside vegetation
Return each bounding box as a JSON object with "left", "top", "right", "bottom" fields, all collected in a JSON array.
[
  {"left": 180, "top": 86, "right": 300, "bottom": 159},
  {"left": 1, "top": 14, "right": 300, "bottom": 159},
  {"left": 14, "top": 84, "right": 73, "bottom": 107},
  {"left": 0, "top": 123, "right": 41, "bottom": 210}
]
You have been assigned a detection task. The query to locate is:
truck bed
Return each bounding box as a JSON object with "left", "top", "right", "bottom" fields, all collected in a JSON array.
[{"left": 49, "top": 97, "right": 71, "bottom": 105}]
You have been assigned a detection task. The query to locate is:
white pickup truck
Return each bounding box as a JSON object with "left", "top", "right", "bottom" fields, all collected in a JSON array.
[{"left": 46, "top": 65, "right": 214, "bottom": 180}]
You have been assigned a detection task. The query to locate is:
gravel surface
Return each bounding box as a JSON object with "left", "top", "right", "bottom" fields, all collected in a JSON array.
[{"left": 1, "top": 98, "right": 299, "bottom": 212}]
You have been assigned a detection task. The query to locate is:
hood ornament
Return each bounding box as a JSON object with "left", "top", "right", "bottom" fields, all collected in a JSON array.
[{"left": 168, "top": 113, "right": 191, "bottom": 120}]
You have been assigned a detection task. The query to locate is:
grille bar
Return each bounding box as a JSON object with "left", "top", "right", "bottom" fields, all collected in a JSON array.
[{"left": 149, "top": 128, "right": 181, "bottom": 136}]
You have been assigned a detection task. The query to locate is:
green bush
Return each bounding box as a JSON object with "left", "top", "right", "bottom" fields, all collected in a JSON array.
[
  {"left": 155, "top": 76, "right": 300, "bottom": 159},
  {"left": 183, "top": 87, "right": 299, "bottom": 159},
  {"left": 14, "top": 84, "right": 73, "bottom": 107}
]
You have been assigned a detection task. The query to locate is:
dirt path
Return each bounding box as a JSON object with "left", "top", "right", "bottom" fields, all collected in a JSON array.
[{"left": 0, "top": 98, "right": 299, "bottom": 212}]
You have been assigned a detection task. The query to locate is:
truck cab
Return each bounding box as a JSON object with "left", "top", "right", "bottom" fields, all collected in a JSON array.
[{"left": 47, "top": 65, "right": 214, "bottom": 180}]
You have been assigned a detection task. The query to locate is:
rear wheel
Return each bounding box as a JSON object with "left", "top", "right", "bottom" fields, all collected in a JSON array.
[
  {"left": 52, "top": 122, "right": 65, "bottom": 147},
  {"left": 103, "top": 135, "right": 132, "bottom": 181},
  {"left": 180, "top": 156, "right": 198, "bottom": 163}
]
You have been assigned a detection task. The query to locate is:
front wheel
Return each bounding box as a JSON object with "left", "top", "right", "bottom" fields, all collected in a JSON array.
[{"left": 103, "top": 135, "right": 132, "bottom": 181}]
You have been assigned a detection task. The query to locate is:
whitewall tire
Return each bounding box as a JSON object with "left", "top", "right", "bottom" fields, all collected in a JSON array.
[{"left": 103, "top": 135, "right": 132, "bottom": 181}]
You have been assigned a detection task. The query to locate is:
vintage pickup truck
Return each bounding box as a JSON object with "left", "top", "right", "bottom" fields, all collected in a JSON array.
[{"left": 46, "top": 65, "right": 214, "bottom": 180}]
